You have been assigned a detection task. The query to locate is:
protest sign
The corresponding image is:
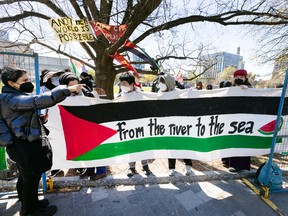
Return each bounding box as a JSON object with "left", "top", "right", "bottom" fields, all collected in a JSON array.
[{"left": 49, "top": 17, "right": 94, "bottom": 43}]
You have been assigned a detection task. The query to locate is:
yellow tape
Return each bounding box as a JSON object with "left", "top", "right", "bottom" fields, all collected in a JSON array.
[{"left": 241, "top": 178, "right": 286, "bottom": 216}]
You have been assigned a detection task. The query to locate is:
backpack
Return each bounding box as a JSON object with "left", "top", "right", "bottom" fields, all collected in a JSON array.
[
  {"left": 0, "top": 99, "right": 13, "bottom": 147},
  {"left": 256, "top": 162, "right": 283, "bottom": 191}
]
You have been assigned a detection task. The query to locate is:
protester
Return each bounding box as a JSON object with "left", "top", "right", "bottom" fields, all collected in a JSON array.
[
  {"left": 151, "top": 72, "right": 165, "bottom": 93},
  {"left": 59, "top": 72, "right": 94, "bottom": 97},
  {"left": 206, "top": 84, "right": 213, "bottom": 90},
  {"left": 0, "top": 66, "right": 83, "bottom": 216},
  {"left": 175, "top": 80, "right": 185, "bottom": 89},
  {"left": 223, "top": 81, "right": 232, "bottom": 88},
  {"left": 158, "top": 73, "right": 193, "bottom": 176},
  {"left": 195, "top": 81, "right": 203, "bottom": 90},
  {"left": 39, "top": 69, "right": 64, "bottom": 93},
  {"left": 232, "top": 69, "right": 252, "bottom": 89},
  {"left": 118, "top": 72, "right": 152, "bottom": 177},
  {"left": 80, "top": 72, "right": 93, "bottom": 92},
  {"left": 58, "top": 72, "right": 108, "bottom": 181},
  {"left": 224, "top": 69, "right": 251, "bottom": 172},
  {"left": 39, "top": 69, "right": 67, "bottom": 177},
  {"left": 219, "top": 81, "right": 225, "bottom": 88}
]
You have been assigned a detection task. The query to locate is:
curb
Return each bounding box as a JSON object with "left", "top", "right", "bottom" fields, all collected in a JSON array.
[
  {"left": 0, "top": 170, "right": 258, "bottom": 192},
  {"left": 52, "top": 170, "right": 257, "bottom": 188}
]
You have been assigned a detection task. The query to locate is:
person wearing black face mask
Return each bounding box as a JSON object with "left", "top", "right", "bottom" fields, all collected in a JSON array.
[
  {"left": 18, "top": 81, "right": 35, "bottom": 93},
  {"left": 232, "top": 69, "right": 252, "bottom": 89},
  {"left": 0, "top": 66, "right": 83, "bottom": 216}
]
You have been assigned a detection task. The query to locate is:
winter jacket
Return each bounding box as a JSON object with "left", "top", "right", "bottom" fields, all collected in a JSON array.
[{"left": 0, "top": 85, "right": 71, "bottom": 143}]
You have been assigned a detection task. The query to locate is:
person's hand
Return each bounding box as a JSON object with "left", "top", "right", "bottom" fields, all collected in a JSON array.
[
  {"left": 68, "top": 84, "right": 85, "bottom": 94},
  {"left": 38, "top": 114, "right": 48, "bottom": 124},
  {"left": 240, "top": 85, "right": 248, "bottom": 90}
]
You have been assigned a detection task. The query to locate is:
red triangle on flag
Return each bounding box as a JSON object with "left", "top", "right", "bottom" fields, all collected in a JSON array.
[{"left": 58, "top": 105, "right": 118, "bottom": 160}]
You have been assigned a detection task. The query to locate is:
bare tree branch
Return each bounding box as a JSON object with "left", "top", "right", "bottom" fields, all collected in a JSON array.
[
  {"left": 184, "top": 63, "right": 216, "bottom": 81},
  {"left": 35, "top": 40, "right": 95, "bottom": 68},
  {"left": 99, "top": 0, "right": 113, "bottom": 24},
  {"left": 0, "top": 11, "right": 50, "bottom": 23},
  {"left": 86, "top": 0, "right": 100, "bottom": 20},
  {"left": 134, "top": 10, "right": 288, "bottom": 44},
  {"left": 69, "top": 0, "right": 85, "bottom": 19}
]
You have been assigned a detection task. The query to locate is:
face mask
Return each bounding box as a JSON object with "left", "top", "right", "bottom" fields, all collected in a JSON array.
[
  {"left": 19, "top": 82, "right": 34, "bottom": 93},
  {"left": 235, "top": 78, "right": 244, "bottom": 85},
  {"left": 120, "top": 85, "right": 131, "bottom": 93},
  {"left": 159, "top": 83, "right": 167, "bottom": 92},
  {"left": 51, "top": 77, "right": 59, "bottom": 86}
]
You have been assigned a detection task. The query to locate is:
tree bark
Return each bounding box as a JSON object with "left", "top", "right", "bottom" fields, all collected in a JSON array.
[{"left": 95, "top": 57, "right": 117, "bottom": 99}]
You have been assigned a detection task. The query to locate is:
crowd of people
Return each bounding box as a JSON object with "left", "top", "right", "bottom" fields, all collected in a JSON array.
[{"left": 0, "top": 66, "right": 254, "bottom": 216}]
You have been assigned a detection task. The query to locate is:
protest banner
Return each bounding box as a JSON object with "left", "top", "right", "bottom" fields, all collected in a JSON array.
[
  {"left": 49, "top": 17, "right": 94, "bottom": 43},
  {"left": 45, "top": 87, "right": 285, "bottom": 169}
]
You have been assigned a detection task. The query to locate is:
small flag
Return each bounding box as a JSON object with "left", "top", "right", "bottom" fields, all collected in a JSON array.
[
  {"left": 70, "top": 59, "right": 84, "bottom": 76},
  {"left": 110, "top": 52, "right": 140, "bottom": 78},
  {"left": 176, "top": 67, "right": 183, "bottom": 83},
  {"left": 122, "top": 40, "right": 160, "bottom": 70}
]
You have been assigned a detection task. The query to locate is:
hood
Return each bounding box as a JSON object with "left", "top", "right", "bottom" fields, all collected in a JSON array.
[{"left": 159, "top": 73, "right": 175, "bottom": 92}]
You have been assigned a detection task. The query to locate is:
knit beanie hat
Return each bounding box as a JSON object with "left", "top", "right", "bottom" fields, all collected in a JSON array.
[
  {"left": 59, "top": 72, "right": 79, "bottom": 85},
  {"left": 233, "top": 69, "right": 247, "bottom": 77}
]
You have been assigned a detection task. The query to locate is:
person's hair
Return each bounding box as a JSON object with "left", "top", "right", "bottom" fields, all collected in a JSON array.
[
  {"left": 196, "top": 81, "right": 203, "bottom": 90},
  {"left": 219, "top": 81, "right": 225, "bottom": 88},
  {"left": 88, "top": 74, "right": 93, "bottom": 80},
  {"left": 80, "top": 72, "right": 89, "bottom": 78},
  {"left": 59, "top": 72, "right": 79, "bottom": 86},
  {"left": 175, "top": 80, "right": 185, "bottom": 89},
  {"left": 0, "top": 66, "right": 27, "bottom": 86},
  {"left": 206, "top": 84, "right": 213, "bottom": 90},
  {"left": 40, "top": 69, "right": 49, "bottom": 86},
  {"left": 223, "top": 81, "right": 232, "bottom": 87},
  {"left": 119, "top": 72, "right": 135, "bottom": 85}
]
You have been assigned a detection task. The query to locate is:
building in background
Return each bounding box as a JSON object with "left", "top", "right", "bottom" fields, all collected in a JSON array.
[{"left": 197, "top": 47, "right": 244, "bottom": 81}]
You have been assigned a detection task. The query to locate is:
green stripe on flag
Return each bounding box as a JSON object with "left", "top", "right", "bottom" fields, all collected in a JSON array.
[
  {"left": 72, "top": 135, "right": 272, "bottom": 161},
  {"left": 71, "top": 61, "right": 80, "bottom": 76}
]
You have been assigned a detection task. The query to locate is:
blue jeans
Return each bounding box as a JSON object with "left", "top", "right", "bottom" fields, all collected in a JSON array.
[{"left": 86, "top": 166, "right": 106, "bottom": 174}]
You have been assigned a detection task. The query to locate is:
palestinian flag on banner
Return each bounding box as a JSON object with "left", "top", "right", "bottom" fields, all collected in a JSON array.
[
  {"left": 46, "top": 88, "right": 284, "bottom": 169},
  {"left": 110, "top": 52, "right": 140, "bottom": 78},
  {"left": 122, "top": 40, "right": 160, "bottom": 70},
  {"left": 70, "top": 58, "right": 84, "bottom": 76}
]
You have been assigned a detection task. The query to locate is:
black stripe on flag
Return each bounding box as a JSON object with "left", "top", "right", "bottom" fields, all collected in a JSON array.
[{"left": 61, "top": 96, "right": 280, "bottom": 123}]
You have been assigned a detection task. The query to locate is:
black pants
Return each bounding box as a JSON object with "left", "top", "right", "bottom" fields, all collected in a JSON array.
[
  {"left": 222, "top": 157, "right": 251, "bottom": 171},
  {"left": 6, "top": 139, "right": 43, "bottom": 213},
  {"left": 168, "top": 159, "right": 192, "bottom": 169}
]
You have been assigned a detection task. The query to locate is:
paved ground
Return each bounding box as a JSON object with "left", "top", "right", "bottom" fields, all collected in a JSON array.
[
  {"left": 1, "top": 179, "right": 287, "bottom": 216},
  {"left": 0, "top": 158, "right": 287, "bottom": 216}
]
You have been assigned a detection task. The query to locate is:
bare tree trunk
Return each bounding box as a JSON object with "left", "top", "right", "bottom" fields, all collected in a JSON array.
[{"left": 95, "top": 59, "right": 117, "bottom": 99}]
